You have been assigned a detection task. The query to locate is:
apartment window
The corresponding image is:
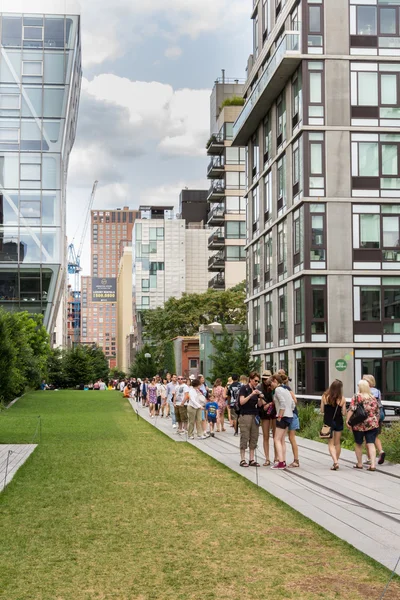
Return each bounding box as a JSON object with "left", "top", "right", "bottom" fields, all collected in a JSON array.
[
  {"left": 351, "top": 134, "right": 400, "bottom": 195},
  {"left": 277, "top": 220, "right": 287, "bottom": 280},
  {"left": 308, "top": 1, "right": 323, "bottom": 53},
  {"left": 310, "top": 204, "right": 326, "bottom": 266},
  {"left": 264, "top": 232, "right": 273, "bottom": 286},
  {"left": 310, "top": 276, "right": 327, "bottom": 341},
  {"left": 357, "top": 6, "right": 376, "bottom": 35},
  {"left": 226, "top": 221, "right": 246, "bottom": 239},
  {"left": 142, "top": 279, "right": 150, "bottom": 291},
  {"left": 263, "top": 112, "right": 272, "bottom": 164},
  {"left": 307, "top": 132, "right": 325, "bottom": 196},
  {"left": 149, "top": 228, "right": 157, "bottom": 241},
  {"left": 292, "top": 138, "right": 303, "bottom": 198},
  {"left": 22, "top": 61, "right": 43, "bottom": 76},
  {"left": 292, "top": 68, "right": 302, "bottom": 128},
  {"left": 265, "top": 293, "right": 273, "bottom": 347},
  {"left": 226, "top": 246, "right": 246, "bottom": 261},
  {"left": 252, "top": 185, "right": 259, "bottom": 234},
  {"left": 278, "top": 286, "right": 288, "bottom": 346},
  {"left": 263, "top": 0, "right": 270, "bottom": 38},
  {"left": 351, "top": 63, "right": 400, "bottom": 125},
  {"left": 264, "top": 172, "right": 272, "bottom": 222},
  {"left": 226, "top": 171, "right": 246, "bottom": 189},
  {"left": 277, "top": 94, "right": 286, "bottom": 147},
  {"left": 277, "top": 154, "right": 286, "bottom": 212},
  {"left": 253, "top": 15, "right": 259, "bottom": 58},
  {"left": 312, "top": 349, "right": 328, "bottom": 394},
  {"left": 226, "top": 196, "right": 246, "bottom": 213},
  {"left": 226, "top": 147, "right": 246, "bottom": 165},
  {"left": 294, "top": 278, "right": 305, "bottom": 343},
  {"left": 252, "top": 241, "right": 261, "bottom": 293},
  {"left": 252, "top": 133, "right": 259, "bottom": 180},
  {"left": 307, "top": 62, "right": 324, "bottom": 125},
  {"left": 253, "top": 299, "right": 261, "bottom": 349},
  {"left": 293, "top": 205, "right": 304, "bottom": 271}
]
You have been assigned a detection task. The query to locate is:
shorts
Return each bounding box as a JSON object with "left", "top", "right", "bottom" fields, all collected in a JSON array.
[
  {"left": 175, "top": 404, "right": 188, "bottom": 423},
  {"left": 288, "top": 413, "right": 300, "bottom": 431},
  {"left": 276, "top": 417, "right": 293, "bottom": 430},
  {"left": 239, "top": 414, "right": 260, "bottom": 451},
  {"left": 230, "top": 408, "right": 238, "bottom": 420},
  {"left": 353, "top": 428, "right": 379, "bottom": 445},
  {"left": 207, "top": 416, "right": 217, "bottom": 424},
  {"left": 156, "top": 396, "right": 162, "bottom": 406},
  {"left": 331, "top": 421, "right": 344, "bottom": 432}
]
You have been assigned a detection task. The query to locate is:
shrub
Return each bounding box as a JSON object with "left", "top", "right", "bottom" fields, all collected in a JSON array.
[
  {"left": 380, "top": 423, "right": 400, "bottom": 463},
  {"left": 221, "top": 96, "right": 245, "bottom": 108}
]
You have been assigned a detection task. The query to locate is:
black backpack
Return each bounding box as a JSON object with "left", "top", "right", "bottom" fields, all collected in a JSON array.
[{"left": 231, "top": 384, "right": 241, "bottom": 415}]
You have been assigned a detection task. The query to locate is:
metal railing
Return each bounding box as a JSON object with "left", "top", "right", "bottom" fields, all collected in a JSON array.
[
  {"left": 208, "top": 181, "right": 225, "bottom": 197},
  {"left": 208, "top": 228, "right": 225, "bottom": 246},
  {"left": 208, "top": 273, "right": 225, "bottom": 289},
  {"left": 208, "top": 250, "right": 225, "bottom": 268},
  {"left": 233, "top": 30, "right": 301, "bottom": 139},
  {"left": 207, "top": 203, "right": 225, "bottom": 223},
  {"left": 207, "top": 156, "right": 224, "bottom": 174}
]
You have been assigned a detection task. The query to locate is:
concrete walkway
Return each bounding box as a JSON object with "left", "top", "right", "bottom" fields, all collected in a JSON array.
[
  {"left": 0, "top": 444, "right": 37, "bottom": 493},
  {"left": 130, "top": 400, "right": 400, "bottom": 575}
]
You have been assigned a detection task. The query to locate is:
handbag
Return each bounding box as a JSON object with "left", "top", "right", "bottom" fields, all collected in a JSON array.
[
  {"left": 348, "top": 396, "right": 367, "bottom": 428},
  {"left": 319, "top": 404, "right": 339, "bottom": 439}
]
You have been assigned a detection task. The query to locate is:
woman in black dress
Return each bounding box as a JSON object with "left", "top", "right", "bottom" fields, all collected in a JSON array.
[{"left": 320, "top": 379, "right": 347, "bottom": 470}]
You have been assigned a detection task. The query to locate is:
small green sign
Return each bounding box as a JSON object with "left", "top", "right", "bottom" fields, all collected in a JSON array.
[{"left": 335, "top": 359, "right": 347, "bottom": 372}]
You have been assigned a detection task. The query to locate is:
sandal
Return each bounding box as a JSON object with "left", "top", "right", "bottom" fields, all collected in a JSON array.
[
  {"left": 240, "top": 460, "right": 249, "bottom": 468},
  {"left": 288, "top": 460, "right": 300, "bottom": 468},
  {"left": 263, "top": 460, "right": 271, "bottom": 466},
  {"left": 331, "top": 463, "right": 339, "bottom": 471},
  {"left": 367, "top": 467, "right": 377, "bottom": 471},
  {"left": 353, "top": 465, "right": 363, "bottom": 469},
  {"left": 248, "top": 460, "right": 260, "bottom": 467}
]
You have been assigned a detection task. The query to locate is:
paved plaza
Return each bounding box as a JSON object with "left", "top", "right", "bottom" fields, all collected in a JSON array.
[
  {"left": 131, "top": 400, "right": 400, "bottom": 575},
  {"left": 0, "top": 445, "right": 37, "bottom": 493}
]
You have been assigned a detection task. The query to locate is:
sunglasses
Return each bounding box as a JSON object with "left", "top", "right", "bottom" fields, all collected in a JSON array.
[{"left": 253, "top": 379, "right": 260, "bottom": 383}]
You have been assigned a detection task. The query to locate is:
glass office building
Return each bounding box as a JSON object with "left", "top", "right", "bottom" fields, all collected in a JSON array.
[{"left": 0, "top": 8, "right": 81, "bottom": 339}]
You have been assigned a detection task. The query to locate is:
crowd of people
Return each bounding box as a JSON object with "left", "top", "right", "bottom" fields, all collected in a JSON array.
[{"left": 116, "top": 370, "right": 386, "bottom": 472}]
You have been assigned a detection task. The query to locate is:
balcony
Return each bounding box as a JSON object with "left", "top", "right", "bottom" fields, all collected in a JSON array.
[
  {"left": 207, "top": 180, "right": 225, "bottom": 202},
  {"left": 207, "top": 203, "right": 225, "bottom": 226},
  {"left": 208, "top": 272, "right": 225, "bottom": 290},
  {"left": 208, "top": 250, "right": 225, "bottom": 271},
  {"left": 232, "top": 30, "right": 301, "bottom": 146},
  {"left": 207, "top": 156, "right": 225, "bottom": 179},
  {"left": 208, "top": 228, "right": 225, "bottom": 250},
  {"left": 206, "top": 132, "right": 224, "bottom": 155}
]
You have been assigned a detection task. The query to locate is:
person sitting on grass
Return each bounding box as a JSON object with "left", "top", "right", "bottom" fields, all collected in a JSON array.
[
  {"left": 123, "top": 384, "right": 132, "bottom": 399},
  {"left": 205, "top": 394, "right": 219, "bottom": 437}
]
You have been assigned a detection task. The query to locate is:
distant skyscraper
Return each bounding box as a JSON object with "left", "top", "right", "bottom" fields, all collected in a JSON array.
[
  {"left": 81, "top": 207, "right": 137, "bottom": 367},
  {"left": 0, "top": 5, "right": 81, "bottom": 346}
]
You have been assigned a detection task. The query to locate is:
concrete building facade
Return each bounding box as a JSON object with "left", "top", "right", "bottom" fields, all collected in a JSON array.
[
  {"left": 117, "top": 245, "right": 133, "bottom": 373},
  {"left": 207, "top": 76, "right": 247, "bottom": 291},
  {"left": 232, "top": 0, "right": 400, "bottom": 400},
  {"left": 0, "top": 3, "right": 81, "bottom": 346}
]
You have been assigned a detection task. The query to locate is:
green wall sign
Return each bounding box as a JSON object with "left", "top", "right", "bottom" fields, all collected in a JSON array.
[{"left": 335, "top": 359, "right": 347, "bottom": 372}]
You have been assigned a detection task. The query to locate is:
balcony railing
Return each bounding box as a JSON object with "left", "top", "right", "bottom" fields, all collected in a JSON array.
[
  {"left": 207, "top": 156, "right": 225, "bottom": 178},
  {"left": 208, "top": 250, "right": 225, "bottom": 269},
  {"left": 206, "top": 131, "right": 224, "bottom": 155},
  {"left": 207, "top": 181, "right": 225, "bottom": 200},
  {"left": 233, "top": 30, "right": 301, "bottom": 144},
  {"left": 208, "top": 272, "right": 225, "bottom": 289},
  {"left": 207, "top": 203, "right": 225, "bottom": 224},
  {"left": 208, "top": 228, "right": 225, "bottom": 247}
]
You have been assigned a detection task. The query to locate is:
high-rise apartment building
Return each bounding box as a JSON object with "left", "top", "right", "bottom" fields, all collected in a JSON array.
[
  {"left": 232, "top": 0, "right": 400, "bottom": 399},
  {"left": 81, "top": 207, "right": 137, "bottom": 366},
  {"left": 132, "top": 205, "right": 211, "bottom": 351},
  {"left": 207, "top": 75, "right": 247, "bottom": 290},
  {"left": 0, "top": 3, "right": 81, "bottom": 346}
]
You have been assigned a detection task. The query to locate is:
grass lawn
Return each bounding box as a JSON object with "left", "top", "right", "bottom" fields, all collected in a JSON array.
[{"left": 0, "top": 391, "right": 399, "bottom": 600}]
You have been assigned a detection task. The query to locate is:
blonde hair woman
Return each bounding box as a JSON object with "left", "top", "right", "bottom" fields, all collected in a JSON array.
[
  {"left": 363, "top": 374, "right": 385, "bottom": 465},
  {"left": 346, "top": 380, "right": 380, "bottom": 471}
]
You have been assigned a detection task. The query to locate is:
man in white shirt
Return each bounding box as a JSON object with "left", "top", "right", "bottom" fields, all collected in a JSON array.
[
  {"left": 173, "top": 376, "right": 189, "bottom": 434},
  {"left": 119, "top": 380, "right": 125, "bottom": 392}
]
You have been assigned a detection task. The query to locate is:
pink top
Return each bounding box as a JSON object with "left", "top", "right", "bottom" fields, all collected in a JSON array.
[{"left": 213, "top": 385, "right": 226, "bottom": 409}]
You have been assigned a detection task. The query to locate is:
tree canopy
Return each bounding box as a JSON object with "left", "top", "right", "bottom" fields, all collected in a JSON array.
[
  {"left": 141, "top": 284, "right": 246, "bottom": 347},
  {"left": 209, "top": 326, "right": 261, "bottom": 386}
]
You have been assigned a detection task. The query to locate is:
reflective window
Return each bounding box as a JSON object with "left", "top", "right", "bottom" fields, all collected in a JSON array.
[{"left": 2, "top": 17, "right": 22, "bottom": 47}]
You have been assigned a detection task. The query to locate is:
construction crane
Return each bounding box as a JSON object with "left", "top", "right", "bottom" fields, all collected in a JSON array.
[{"left": 68, "top": 180, "right": 98, "bottom": 292}]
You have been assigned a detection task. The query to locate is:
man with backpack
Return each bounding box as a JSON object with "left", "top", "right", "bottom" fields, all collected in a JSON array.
[{"left": 227, "top": 374, "right": 241, "bottom": 437}]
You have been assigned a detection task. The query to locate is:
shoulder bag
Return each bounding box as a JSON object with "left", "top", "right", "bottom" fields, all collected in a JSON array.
[
  {"left": 319, "top": 404, "right": 339, "bottom": 439},
  {"left": 348, "top": 395, "right": 367, "bottom": 428}
]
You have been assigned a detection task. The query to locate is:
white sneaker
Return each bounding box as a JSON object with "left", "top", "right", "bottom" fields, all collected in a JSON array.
[
  {"left": 199, "top": 434, "right": 209, "bottom": 439},
  {"left": 172, "top": 424, "right": 177, "bottom": 428},
  {"left": 188, "top": 435, "right": 195, "bottom": 440}
]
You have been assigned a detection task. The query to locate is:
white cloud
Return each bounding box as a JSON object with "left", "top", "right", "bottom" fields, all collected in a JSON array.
[
  {"left": 164, "top": 46, "right": 182, "bottom": 59},
  {"left": 81, "top": 0, "right": 249, "bottom": 67}
]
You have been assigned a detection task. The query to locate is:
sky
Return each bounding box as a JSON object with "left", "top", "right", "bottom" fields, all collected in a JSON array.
[{"left": 66, "top": 0, "right": 253, "bottom": 274}]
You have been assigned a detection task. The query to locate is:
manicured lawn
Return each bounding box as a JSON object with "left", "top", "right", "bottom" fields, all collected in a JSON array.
[{"left": 0, "top": 391, "right": 399, "bottom": 600}]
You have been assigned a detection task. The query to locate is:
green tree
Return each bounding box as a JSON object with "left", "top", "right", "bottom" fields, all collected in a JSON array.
[
  {"left": 142, "top": 285, "right": 246, "bottom": 348},
  {"left": 209, "top": 327, "right": 261, "bottom": 385},
  {"left": 86, "top": 346, "right": 109, "bottom": 382},
  {"left": 0, "top": 310, "right": 18, "bottom": 402},
  {"left": 129, "top": 345, "right": 160, "bottom": 378},
  {"left": 8, "top": 313, "right": 50, "bottom": 389},
  {"left": 63, "top": 346, "right": 94, "bottom": 387},
  {"left": 110, "top": 367, "right": 126, "bottom": 380},
  {"left": 163, "top": 341, "right": 176, "bottom": 375},
  {"left": 47, "top": 348, "right": 66, "bottom": 389}
]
